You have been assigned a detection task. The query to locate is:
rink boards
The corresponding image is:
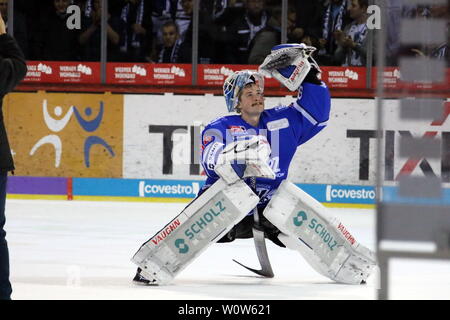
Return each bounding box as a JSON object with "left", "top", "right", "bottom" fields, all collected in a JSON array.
[
  {"left": 5, "top": 176, "right": 450, "bottom": 208},
  {"left": 3, "top": 91, "right": 449, "bottom": 208}
]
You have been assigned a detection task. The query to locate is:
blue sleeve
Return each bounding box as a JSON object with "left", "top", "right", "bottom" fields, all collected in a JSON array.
[
  {"left": 290, "top": 82, "right": 331, "bottom": 146},
  {"left": 200, "top": 122, "right": 226, "bottom": 179}
]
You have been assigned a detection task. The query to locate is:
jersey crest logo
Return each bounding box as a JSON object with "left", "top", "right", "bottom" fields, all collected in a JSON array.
[{"left": 203, "top": 135, "right": 213, "bottom": 146}]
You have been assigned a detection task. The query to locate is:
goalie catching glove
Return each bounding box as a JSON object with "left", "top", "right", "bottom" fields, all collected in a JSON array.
[
  {"left": 259, "top": 43, "right": 322, "bottom": 91},
  {"left": 214, "top": 135, "right": 276, "bottom": 185}
]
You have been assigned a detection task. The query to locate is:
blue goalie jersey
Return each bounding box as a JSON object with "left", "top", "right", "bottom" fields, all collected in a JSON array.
[{"left": 200, "top": 82, "right": 331, "bottom": 208}]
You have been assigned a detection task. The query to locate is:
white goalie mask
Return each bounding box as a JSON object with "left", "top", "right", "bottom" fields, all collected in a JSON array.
[{"left": 223, "top": 70, "right": 265, "bottom": 113}]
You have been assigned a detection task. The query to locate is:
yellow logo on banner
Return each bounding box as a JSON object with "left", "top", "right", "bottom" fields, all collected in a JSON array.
[{"left": 5, "top": 91, "right": 123, "bottom": 178}]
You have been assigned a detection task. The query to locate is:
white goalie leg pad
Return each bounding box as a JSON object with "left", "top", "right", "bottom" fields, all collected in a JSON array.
[
  {"left": 131, "top": 178, "right": 259, "bottom": 285},
  {"left": 263, "top": 180, "right": 377, "bottom": 285},
  {"left": 277, "top": 233, "right": 333, "bottom": 280}
]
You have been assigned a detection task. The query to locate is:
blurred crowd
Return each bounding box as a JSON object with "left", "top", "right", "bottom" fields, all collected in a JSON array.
[{"left": 1, "top": 0, "right": 448, "bottom": 66}]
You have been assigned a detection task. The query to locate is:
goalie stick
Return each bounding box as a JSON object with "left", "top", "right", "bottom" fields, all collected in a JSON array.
[{"left": 233, "top": 177, "right": 274, "bottom": 278}]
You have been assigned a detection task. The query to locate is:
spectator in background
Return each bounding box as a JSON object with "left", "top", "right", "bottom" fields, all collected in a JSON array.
[
  {"left": 82, "top": 0, "right": 127, "bottom": 17},
  {"left": 226, "top": 0, "right": 270, "bottom": 64},
  {"left": 0, "top": 0, "right": 29, "bottom": 58},
  {"left": 119, "top": 0, "right": 152, "bottom": 62},
  {"left": 82, "top": 0, "right": 93, "bottom": 16},
  {"left": 292, "top": 0, "right": 323, "bottom": 43},
  {"left": 301, "top": 34, "right": 321, "bottom": 51},
  {"left": 202, "top": 0, "right": 232, "bottom": 22},
  {"left": 38, "top": 0, "right": 81, "bottom": 61},
  {"left": 333, "top": 0, "right": 369, "bottom": 66},
  {"left": 384, "top": 0, "right": 406, "bottom": 66},
  {"left": 79, "top": 0, "right": 121, "bottom": 61},
  {"left": 286, "top": 4, "right": 303, "bottom": 43},
  {"left": 317, "top": 0, "right": 349, "bottom": 65},
  {"left": 291, "top": 0, "right": 324, "bottom": 64},
  {"left": 0, "top": 0, "right": 6, "bottom": 24},
  {"left": 211, "top": 0, "right": 245, "bottom": 27},
  {"left": 110, "top": 0, "right": 128, "bottom": 17},
  {"left": 175, "top": 0, "right": 215, "bottom": 63},
  {"left": 426, "top": 3, "right": 449, "bottom": 63},
  {"left": 15, "top": 0, "right": 44, "bottom": 60},
  {"left": 207, "top": 0, "right": 246, "bottom": 63},
  {"left": 174, "top": 0, "right": 192, "bottom": 41},
  {"left": 80, "top": 1, "right": 123, "bottom": 19},
  {"left": 151, "top": 0, "right": 174, "bottom": 47},
  {"left": 0, "top": 11, "right": 27, "bottom": 301},
  {"left": 408, "top": 3, "right": 449, "bottom": 63},
  {"left": 384, "top": 1, "right": 428, "bottom": 66},
  {"left": 247, "top": 5, "right": 282, "bottom": 65},
  {"left": 248, "top": 4, "right": 319, "bottom": 65},
  {"left": 157, "top": 20, "right": 182, "bottom": 63}
]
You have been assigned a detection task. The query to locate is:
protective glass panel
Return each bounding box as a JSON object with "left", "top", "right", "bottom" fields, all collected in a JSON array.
[
  {"left": 114, "top": 0, "right": 152, "bottom": 62},
  {"left": 375, "top": 0, "right": 450, "bottom": 300},
  {"left": 10, "top": 0, "right": 86, "bottom": 62}
]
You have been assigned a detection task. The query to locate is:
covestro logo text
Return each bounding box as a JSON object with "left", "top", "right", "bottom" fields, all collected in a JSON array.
[
  {"left": 139, "top": 181, "right": 200, "bottom": 197},
  {"left": 325, "top": 185, "right": 375, "bottom": 203}
]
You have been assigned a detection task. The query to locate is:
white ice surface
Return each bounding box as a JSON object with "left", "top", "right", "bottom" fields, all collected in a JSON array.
[{"left": 4, "top": 199, "right": 450, "bottom": 300}]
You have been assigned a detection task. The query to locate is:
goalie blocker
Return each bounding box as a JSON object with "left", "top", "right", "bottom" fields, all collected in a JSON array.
[
  {"left": 131, "top": 178, "right": 259, "bottom": 285},
  {"left": 263, "top": 180, "right": 377, "bottom": 285}
]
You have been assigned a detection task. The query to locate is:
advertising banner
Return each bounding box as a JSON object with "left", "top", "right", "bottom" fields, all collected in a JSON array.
[
  {"left": 4, "top": 92, "right": 123, "bottom": 177},
  {"left": 7, "top": 175, "right": 450, "bottom": 207},
  {"left": 197, "top": 64, "right": 281, "bottom": 87},
  {"left": 371, "top": 67, "right": 450, "bottom": 90},
  {"left": 73, "top": 178, "right": 203, "bottom": 199},
  {"left": 21, "top": 62, "right": 450, "bottom": 91},
  {"left": 5, "top": 91, "right": 449, "bottom": 195},
  {"left": 7, "top": 176, "right": 68, "bottom": 196},
  {"left": 123, "top": 95, "right": 450, "bottom": 186},
  {"left": 106, "top": 63, "right": 192, "bottom": 85},
  {"left": 22, "top": 61, "right": 100, "bottom": 83},
  {"left": 320, "top": 67, "right": 367, "bottom": 89},
  {"left": 197, "top": 66, "right": 368, "bottom": 89}
]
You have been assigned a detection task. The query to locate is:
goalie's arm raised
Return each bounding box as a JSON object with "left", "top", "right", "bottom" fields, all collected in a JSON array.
[
  {"left": 259, "top": 43, "right": 331, "bottom": 146},
  {"left": 290, "top": 81, "right": 331, "bottom": 146},
  {"left": 262, "top": 79, "right": 331, "bottom": 147}
]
